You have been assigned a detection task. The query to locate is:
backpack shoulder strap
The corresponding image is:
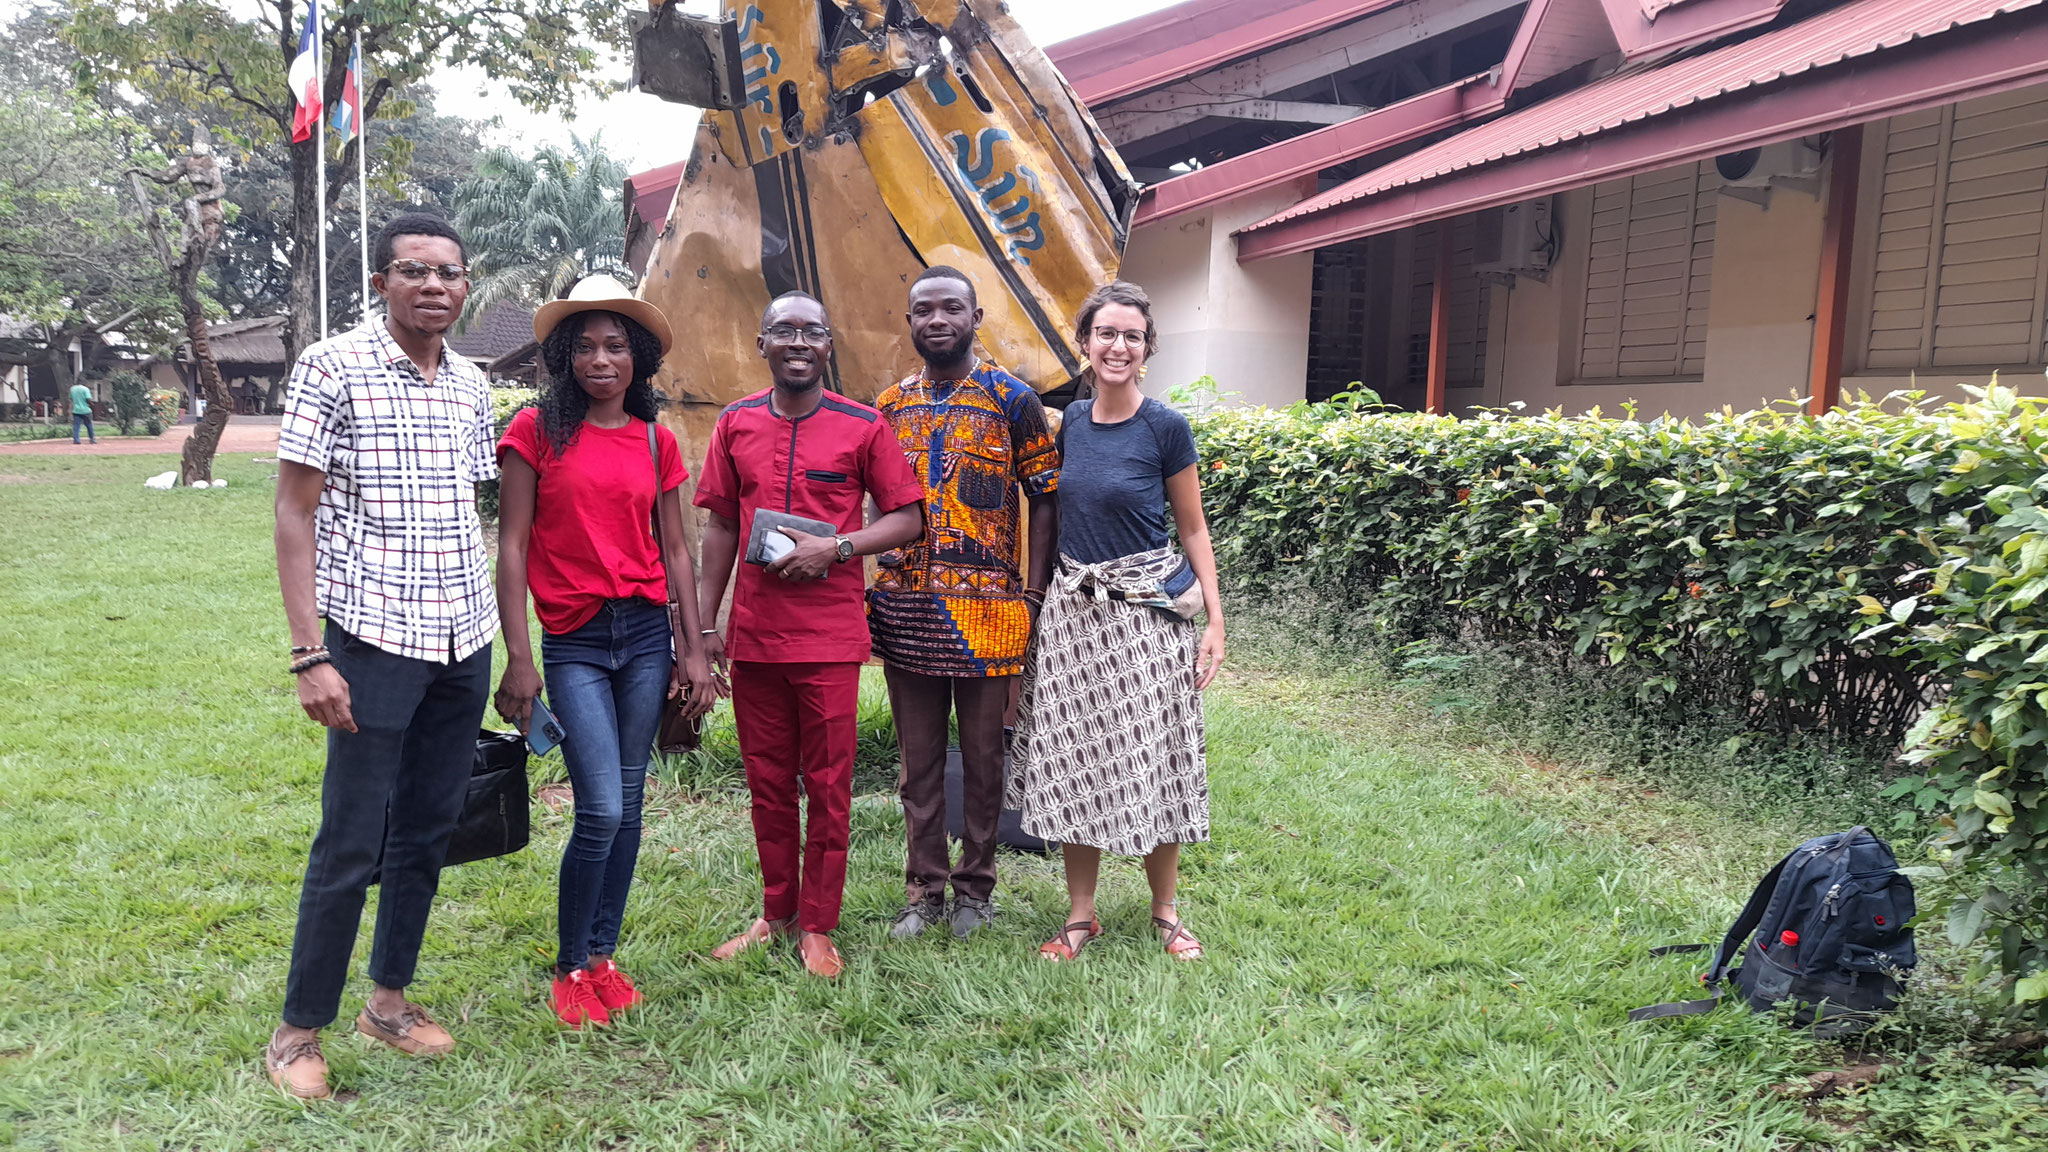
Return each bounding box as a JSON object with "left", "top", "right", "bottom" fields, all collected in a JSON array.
[
  {"left": 1704, "top": 853, "right": 1789, "bottom": 982},
  {"left": 1631, "top": 852, "right": 1791, "bottom": 1024}
]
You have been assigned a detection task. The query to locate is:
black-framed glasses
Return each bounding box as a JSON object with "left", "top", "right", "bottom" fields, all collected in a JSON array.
[
  {"left": 764, "top": 323, "right": 832, "bottom": 345},
  {"left": 384, "top": 259, "right": 469, "bottom": 285},
  {"left": 1090, "top": 326, "right": 1147, "bottom": 348}
]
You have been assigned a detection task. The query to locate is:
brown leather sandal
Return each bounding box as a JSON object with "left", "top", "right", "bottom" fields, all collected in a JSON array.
[
  {"left": 1152, "top": 915, "right": 1204, "bottom": 961},
  {"left": 712, "top": 915, "right": 796, "bottom": 961},
  {"left": 1039, "top": 919, "right": 1100, "bottom": 961}
]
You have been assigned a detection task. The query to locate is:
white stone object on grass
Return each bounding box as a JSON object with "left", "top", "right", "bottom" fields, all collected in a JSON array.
[{"left": 143, "top": 471, "right": 177, "bottom": 489}]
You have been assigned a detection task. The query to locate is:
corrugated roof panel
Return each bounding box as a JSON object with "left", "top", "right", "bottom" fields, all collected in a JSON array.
[{"left": 1244, "top": 0, "right": 2044, "bottom": 232}]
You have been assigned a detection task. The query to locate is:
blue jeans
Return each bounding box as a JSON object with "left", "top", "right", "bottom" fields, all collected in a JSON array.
[
  {"left": 542, "top": 597, "right": 673, "bottom": 973},
  {"left": 71, "top": 413, "right": 95, "bottom": 444}
]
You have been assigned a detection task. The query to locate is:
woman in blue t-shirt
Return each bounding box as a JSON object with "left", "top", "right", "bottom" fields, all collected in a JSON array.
[{"left": 1006, "top": 280, "right": 1227, "bottom": 962}]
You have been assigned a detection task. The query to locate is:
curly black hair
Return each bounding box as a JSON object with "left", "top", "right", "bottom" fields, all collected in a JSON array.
[{"left": 536, "top": 310, "right": 666, "bottom": 457}]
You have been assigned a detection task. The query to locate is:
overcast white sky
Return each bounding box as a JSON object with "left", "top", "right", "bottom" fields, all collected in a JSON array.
[
  {"left": 437, "top": 0, "right": 1183, "bottom": 172},
  {"left": 0, "top": 0, "right": 1182, "bottom": 171}
]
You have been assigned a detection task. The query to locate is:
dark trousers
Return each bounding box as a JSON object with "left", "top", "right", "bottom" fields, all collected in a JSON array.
[
  {"left": 730, "top": 660, "right": 860, "bottom": 933},
  {"left": 885, "top": 666, "right": 1012, "bottom": 904},
  {"left": 280, "top": 624, "right": 491, "bottom": 1029},
  {"left": 71, "top": 413, "right": 95, "bottom": 444}
]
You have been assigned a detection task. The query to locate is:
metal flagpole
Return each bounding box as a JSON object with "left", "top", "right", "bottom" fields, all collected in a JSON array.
[
  {"left": 315, "top": 2, "right": 328, "bottom": 341},
  {"left": 356, "top": 29, "right": 369, "bottom": 322}
]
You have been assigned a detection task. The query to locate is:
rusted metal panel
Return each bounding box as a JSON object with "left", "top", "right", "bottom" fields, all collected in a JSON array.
[{"left": 634, "top": 0, "right": 1139, "bottom": 426}]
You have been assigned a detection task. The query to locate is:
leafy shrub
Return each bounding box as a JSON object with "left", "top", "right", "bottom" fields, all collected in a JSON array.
[
  {"left": 144, "top": 388, "right": 180, "bottom": 432},
  {"left": 1191, "top": 383, "right": 2048, "bottom": 1015},
  {"left": 475, "top": 387, "right": 538, "bottom": 522},
  {"left": 107, "top": 371, "right": 149, "bottom": 433}
]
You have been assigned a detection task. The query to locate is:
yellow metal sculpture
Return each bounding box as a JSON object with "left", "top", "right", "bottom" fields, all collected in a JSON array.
[{"left": 631, "top": 0, "right": 1138, "bottom": 456}]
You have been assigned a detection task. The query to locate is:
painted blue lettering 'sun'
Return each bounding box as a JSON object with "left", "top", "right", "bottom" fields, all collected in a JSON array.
[
  {"left": 741, "top": 44, "right": 782, "bottom": 114},
  {"left": 924, "top": 71, "right": 958, "bottom": 107},
  {"left": 944, "top": 130, "right": 1046, "bottom": 264},
  {"left": 950, "top": 128, "right": 1008, "bottom": 185}
]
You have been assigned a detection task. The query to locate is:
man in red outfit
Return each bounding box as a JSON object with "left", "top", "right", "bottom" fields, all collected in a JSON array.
[{"left": 695, "top": 291, "right": 924, "bottom": 978}]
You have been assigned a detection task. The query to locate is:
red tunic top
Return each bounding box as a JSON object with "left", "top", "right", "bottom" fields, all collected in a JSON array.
[
  {"left": 694, "top": 389, "right": 924, "bottom": 664},
  {"left": 498, "top": 408, "right": 688, "bottom": 635}
]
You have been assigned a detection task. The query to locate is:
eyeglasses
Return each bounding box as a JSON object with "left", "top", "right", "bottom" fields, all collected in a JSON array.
[
  {"left": 763, "top": 323, "right": 832, "bottom": 345},
  {"left": 1090, "top": 326, "right": 1148, "bottom": 349},
  {"left": 383, "top": 259, "right": 469, "bottom": 285}
]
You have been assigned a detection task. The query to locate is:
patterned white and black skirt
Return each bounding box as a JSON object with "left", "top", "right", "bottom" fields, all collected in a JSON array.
[{"left": 1006, "top": 547, "right": 1210, "bottom": 856}]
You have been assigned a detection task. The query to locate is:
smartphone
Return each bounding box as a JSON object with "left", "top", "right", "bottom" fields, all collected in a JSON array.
[{"left": 527, "top": 694, "right": 566, "bottom": 757}]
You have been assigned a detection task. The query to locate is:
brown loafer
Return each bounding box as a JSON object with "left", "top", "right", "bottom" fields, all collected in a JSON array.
[
  {"left": 711, "top": 915, "right": 796, "bottom": 961},
  {"left": 265, "top": 1029, "right": 331, "bottom": 1100},
  {"left": 355, "top": 1000, "right": 455, "bottom": 1057},
  {"left": 799, "top": 931, "right": 844, "bottom": 979}
]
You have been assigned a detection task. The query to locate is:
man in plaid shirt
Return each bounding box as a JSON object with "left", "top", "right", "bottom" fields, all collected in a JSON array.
[{"left": 264, "top": 213, "right": 498, "bottom": 1100}]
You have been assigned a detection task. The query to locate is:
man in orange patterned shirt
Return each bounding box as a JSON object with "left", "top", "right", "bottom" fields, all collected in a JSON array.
[{"left": 870, "top": 266, "right": 1059, "bottom": 939}]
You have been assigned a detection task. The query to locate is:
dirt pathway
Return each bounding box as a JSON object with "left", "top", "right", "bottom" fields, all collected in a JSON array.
[{"left": 0, "top": 420, "right": 280, "bottom": 457}]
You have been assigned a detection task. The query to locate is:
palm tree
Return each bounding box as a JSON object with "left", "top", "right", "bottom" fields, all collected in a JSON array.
[{"left": 451, "top": 135, "right": 629, "bottom": 330}]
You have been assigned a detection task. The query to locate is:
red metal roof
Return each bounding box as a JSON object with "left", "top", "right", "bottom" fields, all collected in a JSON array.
[
  {"left": 625, "top": 161, "right": 685, "bottom": 233},
  {"left": 1046, "top": 0, "right": 1406, "bottom": 106},
  {"left": 1135, "top": 75, "right": 1502, "bottom": 225},
  {"left": 1245, "top": 0, "right": 2044, "bottom": 235}
]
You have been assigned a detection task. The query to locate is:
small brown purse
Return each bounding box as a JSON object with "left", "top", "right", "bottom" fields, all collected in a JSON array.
[{"left": 648, "top": 423, "right": 702, "bottom": 754}]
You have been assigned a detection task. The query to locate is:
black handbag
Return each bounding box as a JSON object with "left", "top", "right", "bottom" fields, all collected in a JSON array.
[
  {"left": 444, "top": 729, "right": 533, "bottom": 866},
  {"left": 371, "top": 730, "right": 530, "bottom": 883}
]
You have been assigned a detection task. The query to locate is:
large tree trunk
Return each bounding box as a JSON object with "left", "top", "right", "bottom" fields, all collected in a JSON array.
[
  {"left": 178, "top": 296, "right": 233, "bottom": 485},
  {"left": 285, "top": 133, "right": 320, "bottom": 363}
]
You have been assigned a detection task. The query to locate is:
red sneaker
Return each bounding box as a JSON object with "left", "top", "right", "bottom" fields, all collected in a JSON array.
[
  {"left": 550, "top": 968, "right": 611, "bottom": 1029},
  {"left": 587, "top": 958, "right": 643, "bottom": 1013}
]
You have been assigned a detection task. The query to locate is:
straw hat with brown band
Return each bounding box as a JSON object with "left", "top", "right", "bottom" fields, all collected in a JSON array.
[{"left": 531, "top": 274, "right": 674, "bottom": 355}]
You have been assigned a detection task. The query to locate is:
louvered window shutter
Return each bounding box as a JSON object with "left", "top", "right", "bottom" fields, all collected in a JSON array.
[
  {"left": 1866, "top": 90, "right": 2048, "bottom": 371},
  {"left": 1579, "top": 163, "right": 1717, "bottom": 379},
  {"left": 1406, "top": 217, "right": 1491, "bottom": 389}
]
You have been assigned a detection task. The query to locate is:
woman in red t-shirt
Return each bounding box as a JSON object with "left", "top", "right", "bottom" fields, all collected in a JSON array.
[{"left": 493, "top": 276, "right": 715, "bottom": 1029}]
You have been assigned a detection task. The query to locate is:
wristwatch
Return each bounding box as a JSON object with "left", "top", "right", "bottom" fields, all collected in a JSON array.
[{"left": 834, "top": 535, "right": 855, "bottom": 563}]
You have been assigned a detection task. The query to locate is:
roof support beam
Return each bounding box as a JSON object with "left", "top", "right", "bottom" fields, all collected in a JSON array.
[
  {"left": 1093, "top": 0, "right": 1525, "bottom": 144},
  {"left": 1427, "top": 223, "right": 1452, "bottom": 416},
  {"left": 1808, "top": 123, "right": 1863, "bottom": 417},
  {"left": 1134, "top": 75, "right": 1500, "bottom": 226},
  {"left": 1106, "top": 98, "right": 1368, "bottom": 141},
  {"left": 1235, "top": 15, "right": 2048, "bottom": 260}
]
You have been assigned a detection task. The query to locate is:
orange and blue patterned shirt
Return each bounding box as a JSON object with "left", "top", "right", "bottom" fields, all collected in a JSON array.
[{"left": 868, "top": 361, "right": 1060, "bottom": 677}]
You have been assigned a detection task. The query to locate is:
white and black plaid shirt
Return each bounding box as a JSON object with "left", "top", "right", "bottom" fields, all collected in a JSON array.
[{"left": 277, "top": 318, "right": 499, "bottom": 663}]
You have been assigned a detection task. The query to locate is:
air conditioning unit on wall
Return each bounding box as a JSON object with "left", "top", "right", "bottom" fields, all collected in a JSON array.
[
  {"left": 1472, "top": 198, "right": 1555, "bottom": 284},
  {"left": 1715, "top": 139, "right": 1823, "bottom": 206}
]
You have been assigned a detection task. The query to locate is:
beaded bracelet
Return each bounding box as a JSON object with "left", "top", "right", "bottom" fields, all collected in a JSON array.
[
  {"left": 290, "top": 644, "right": 327, "bottom": 656},
  {"left": 289, "top": 652, "right": 334, "bottom": 675}
]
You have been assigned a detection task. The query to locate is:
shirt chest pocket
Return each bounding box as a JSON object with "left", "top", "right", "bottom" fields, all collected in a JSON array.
[{"left": 795, "top": 463, "right": 862, "bottom": 529}]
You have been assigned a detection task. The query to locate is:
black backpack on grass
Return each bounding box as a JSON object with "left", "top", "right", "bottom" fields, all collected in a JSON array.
[{"left": 1631, "top": 827, "right": 1917, "bottom": 1036}]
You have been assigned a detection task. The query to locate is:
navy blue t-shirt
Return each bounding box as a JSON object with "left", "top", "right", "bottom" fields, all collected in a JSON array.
[{"left": 1054, "top": 397, "right": 1200, "bottom": 594}]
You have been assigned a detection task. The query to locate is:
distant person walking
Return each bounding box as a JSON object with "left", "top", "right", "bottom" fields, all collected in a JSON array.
[
  {"left": 265, "top": 213, "right": 497, "bottom": 1100},
  {"left": 492, "top": 276, "right": 715, "bottom": 1029},
  {"left": 69, "top": 383, "right": 95, "bottom": 444},
  {"left": 1007, "top": 280, "right": 1227, "bottom": 963},
  {"left": 870, "top": 266, "right": 1059, "bottom": 941}
]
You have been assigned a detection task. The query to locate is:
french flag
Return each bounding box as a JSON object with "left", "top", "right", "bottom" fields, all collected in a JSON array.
[
  {"left": 287, "top": 0, "right": 322, "bottom": 143},
  {"left": 331, "top": 38, "right": 360, "bottom": 143}
]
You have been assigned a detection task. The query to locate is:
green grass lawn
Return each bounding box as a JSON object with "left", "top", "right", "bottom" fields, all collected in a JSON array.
[{"left": 1, "top": 453, "right": 2041, "bottom": 1150}]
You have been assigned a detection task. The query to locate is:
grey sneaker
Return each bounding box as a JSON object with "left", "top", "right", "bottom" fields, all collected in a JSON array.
[
  {"left": 948, "top": 895, "right": 995, "bottom": 939},
  {"left": 889, "top": 896, "right": 945, "bottom": 940}
]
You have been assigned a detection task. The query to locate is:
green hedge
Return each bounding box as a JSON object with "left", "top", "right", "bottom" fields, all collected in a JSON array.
[{"left": 1191, "top": 383, "right": 2048, "bottom": 1014}]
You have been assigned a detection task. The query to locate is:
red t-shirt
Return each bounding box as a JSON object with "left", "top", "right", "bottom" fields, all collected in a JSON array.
[
  {"left": 498, "top": 408, "right": 688, "bottom": 635},
  {"left": 694, "top": 389, "right": 924, "bottom": 663}
]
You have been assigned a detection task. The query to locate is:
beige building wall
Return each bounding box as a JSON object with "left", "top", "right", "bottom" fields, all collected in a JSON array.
[{"left": 1122, "top": 182, "right": 1315, "bottom": 407}]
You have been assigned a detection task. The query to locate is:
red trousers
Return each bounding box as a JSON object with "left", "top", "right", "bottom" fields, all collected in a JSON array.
[{"left": 730, "top": 660, "right": 861, "bottom": 933}]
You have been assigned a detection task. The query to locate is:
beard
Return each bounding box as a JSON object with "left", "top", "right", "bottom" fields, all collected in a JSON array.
[{"left": 913, "top": 327, "right": 974, "bottom": 366}]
